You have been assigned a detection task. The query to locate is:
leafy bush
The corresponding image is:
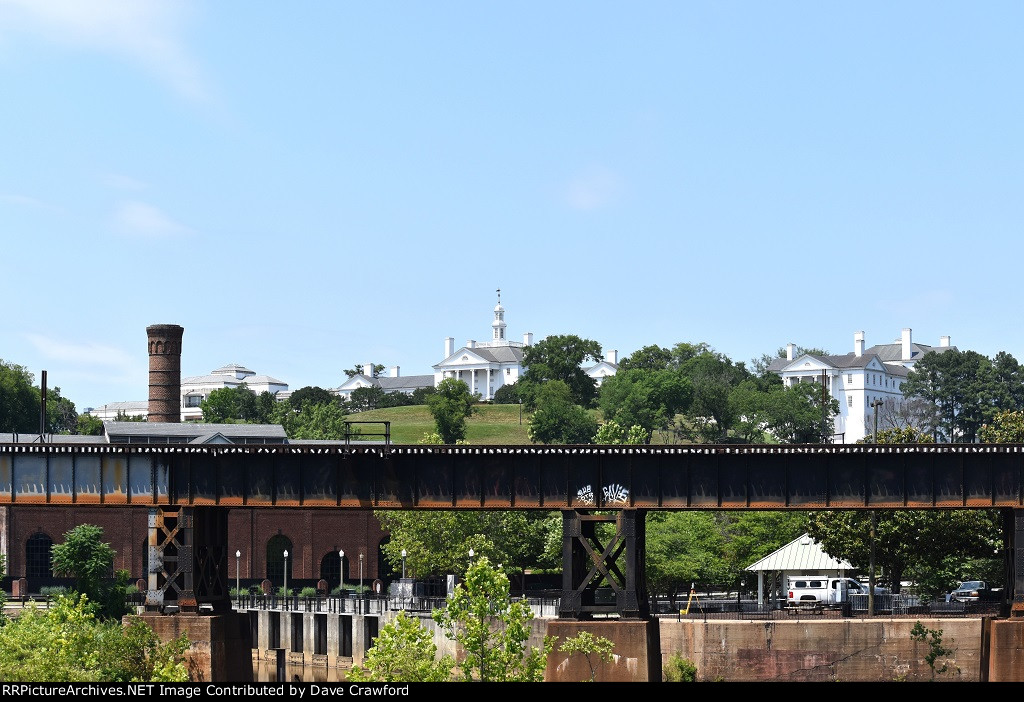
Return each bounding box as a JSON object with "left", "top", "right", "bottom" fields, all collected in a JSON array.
[
  {"left": 663, "top": 653, "right": 697, "bottom": 682},
  {"left": 299, "top": 587, "right": 318, "bottom": 598},
  {"left": 40, "top": 586, "right": 69, "bottom": 597}
]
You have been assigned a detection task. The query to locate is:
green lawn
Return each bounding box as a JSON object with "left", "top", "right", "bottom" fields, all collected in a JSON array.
[{"left": 344, "top": 403, "right": 533, "bottom": 445}]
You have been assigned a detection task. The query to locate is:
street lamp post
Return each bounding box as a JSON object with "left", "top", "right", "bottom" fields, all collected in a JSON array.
[
  {"left": 359, "top": 553, "right": 364, "bottom": 614},
  {"left": 401, "top": 549, "right": 407, "bottom": 579},
  {"left": 283, "top": 549, "right": 289, "bottom": 602},
  {"left": 235, "top": 550, "right": 241, "bottom": 606},
  {"left": 339, "top": 549, "right": 345, "bottom": 595},
  {"left": 870, "top": 399, "right": 884, "bottom": 442}
]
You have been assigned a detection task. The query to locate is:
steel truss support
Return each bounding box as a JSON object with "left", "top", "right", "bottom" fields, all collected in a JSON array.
[
  {"left": 559, "top": 509, "right": 648, "bottom": 620},
  {"left": 146, "top": 506, "right": 231, "bottom": 613}
]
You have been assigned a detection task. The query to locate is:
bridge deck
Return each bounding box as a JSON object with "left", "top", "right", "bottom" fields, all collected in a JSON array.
[{"left": 1, "top": 443, "right": 1021, "bottom": 509}]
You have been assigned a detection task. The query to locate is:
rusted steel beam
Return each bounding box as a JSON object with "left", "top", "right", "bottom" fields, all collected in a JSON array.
[{"left": 0, "top": 443, "right": 1021, "bottom": 510}]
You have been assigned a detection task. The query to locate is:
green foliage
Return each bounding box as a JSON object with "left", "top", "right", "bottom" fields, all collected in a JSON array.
[
  {"left": 593, "top": 419, "right": 648, "bottom": 444},
  {"left": 299, "top": 587, "right": 318, "bottom": 598},
  {"left": 911, "top": 621, "right": 955, "bottom": 680},
  {"left": 409, "top": 386, "right": 436, "bottom": 405},
  {"left": 76, "top": 413, "right": 105, "bottom": 435},
  {"left": 427, "top": 378, "right": 476, "bottom": 444},
  {"left": 527, "top": 380, "right": 598, "bottom": 444},
  {"left": 0, "top": 595, "right": 189, "bottom": 682},
  {"left": 521, "top": 334, "right": 603, "bottom": 408},
  {"left": 50, "top": 524, "right": 132, "bottom": 619},
  {"left": 275, "top": 401, "right": 349, "bottom": 440},
  {"left": 979, "top": 408, "right": 1024, "bottom": 443},
  {"left": 857, "top": 426, "right": 935, "bottom": 444},
  {"left": 598, "top": 367, "right": 691, "bottom": 438},
  {"left": 721, "top": 511, "right": 808, "bottom": 586},
  {"left": 376, "top": 510, "right": 549, "bottom": 578},
  {"left": 558, "top": 631, "right": 615, "bottom": 682},
  {"left": 344, "top": 364, "right": 385, "bottom": 379},
  {"left": 663, "top": 653, "right": 698, "bottom": 682},
  {"left": 0, "top": 360, "right": 79, "bottom": 434},
  {"left": 806, "top": 509, "right": 1002, "bottom": 598},
  {"left": 199, "top": 384, "right": 276, "bottom": 423},
  {"left": 902, "top": 348, "right": 1017, "bottom": 443},
  {"left": 347, "top": 611, "right": 454, "bottom": 682},
  {"left": 646, "top": 512, "right": 729, "bottom": 606},
  {"left": 288, "top": 386, "right": 339, "bottom": 411},
  {"left": 348, "top": 385, "right": 388, "bottom": 411},
  {"left": 433, "top": 556, "right": 555, "bottom": 682},
  {"left": 491, "top": 382, "right": 522, "bottom": 405}
]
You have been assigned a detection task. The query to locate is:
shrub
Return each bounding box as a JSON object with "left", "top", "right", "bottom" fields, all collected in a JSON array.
[
  {"left": 299, "top": 587, "right": 318, "bottom": 598},
  {"left": 663, "top": 653, "right": 697, "bottom": 682}
]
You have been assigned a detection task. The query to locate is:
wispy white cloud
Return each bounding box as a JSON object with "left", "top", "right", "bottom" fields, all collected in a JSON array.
[
  {"left": 563, "top": 166, "right": 623, "bottom": 211},
  {"left": 0, "top": 0, "right": 210, "bottom": 103},
  {"left": 24, "top": 334, "right": 147, "bottom": 398},
  {"left": 112, "top": 200, "right": 194, "bottom": 238}
]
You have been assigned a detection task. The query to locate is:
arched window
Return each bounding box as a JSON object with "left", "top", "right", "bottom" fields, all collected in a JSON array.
[
  {"left": 320, "top": 552, "right": 347, "bottom": 591},
  {"left": 26, "top": 532, "right": 54, "bottom": 579},
  {"left": 266, "top": 535, "right": 293, "bottom": 584}
]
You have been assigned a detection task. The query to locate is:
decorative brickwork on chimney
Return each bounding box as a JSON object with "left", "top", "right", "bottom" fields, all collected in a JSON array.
[{"left": 146, "top": 324, "right": 184, "bottom": 423}]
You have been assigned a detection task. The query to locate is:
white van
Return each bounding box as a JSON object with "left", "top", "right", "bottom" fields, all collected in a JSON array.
[{"left": 787, "top": 575, "right": 888, "bottom": 606}]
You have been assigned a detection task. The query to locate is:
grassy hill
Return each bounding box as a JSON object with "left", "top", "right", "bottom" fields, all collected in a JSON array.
[{"left": 345, "top": 403, "right": 533, "bottom": 445}]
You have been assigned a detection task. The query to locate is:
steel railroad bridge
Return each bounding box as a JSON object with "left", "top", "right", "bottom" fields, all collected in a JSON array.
[{"left": 2, "top": 442, "right": 1022, "bottom": 618}]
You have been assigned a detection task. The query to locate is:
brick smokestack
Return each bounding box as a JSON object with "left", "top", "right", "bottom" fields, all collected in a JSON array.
[{"left": 147, "top": 324, "right": 184, "bottom": 423}]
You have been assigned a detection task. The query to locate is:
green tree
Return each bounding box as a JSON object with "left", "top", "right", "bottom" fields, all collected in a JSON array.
[
  {"left": 275, "top": 401, "right": 349, "bottom": 440},
  {"left": 558, "top": 631, "right": 615, "bottom": 682},
  {"left": 433, "top": 556, "right": 555, "bottom": 682},
  {"left": 77, "top": 413, "right": 105, "bottom": 436},
  {"left": 199, "top": 384, "right": 275, "bottom": 423},
  {"left": 347, "top": 611, "right": 454, "bottom": 682},
  {"left": 376, "top": 510, "right": 549, "bottom": 579},
  {"left": 527, "top": 380, "right": 598, "bottom": 444},
  {"left": 980, "top": 408, "right": 1024, "bottom": 443},
  {"left": 491, "top": 382, "right": 521, "bottom": 405},
  {"left": 0, "top": 359, "right": 38, "bottom": 432},
  {"left": 0, "top": 360, "right": 79, "bottom": 434},
  {"left": 520, "top": 334, "right": 603, "bottom": 408},
  {"left": 721, "top": 511, "right": 808, "bottom": 590},
  {"left": 593, "top": 419, "right": 648, "bottom": 445},
  {"left": 343, "top": 364, "right": 385, "bottom": 378},
  {"left": 903, "top": 349, "right": 998, "bottom": 442},
  {"left": 288, "top": 386, "right": 339, "bottom": 411},
  {"left": 0, "top": 595, "right": 190, "bottom": 682},
  {"left": 732, "top": 381, "right": 839, "bottom": 444},
  {"left": 51, "top": 524, "right": 117, "bottom": 612},
  {"left": 410, "top": 386, "right": 436, "bottom": 405},
  {"left": 646, "top": 512, "right": 729, "bottom": 608},
  {"left": 427, "top": 378, "right": 476, "bottom": 444},
  {"left": 349, "top": 385, "right": 387, "bottom": 412},
  {"left": 598, "top": 367, "right": 691, "bottom": 438}
]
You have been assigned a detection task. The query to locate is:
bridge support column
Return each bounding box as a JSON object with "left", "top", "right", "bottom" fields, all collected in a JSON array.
[
  {"left": 559, "top": 509, "right": 648, "bottom": 620},
  {"left": 147, "top": 506, "right": 230, "bottom": 613},
  {"left": 141, "top": 506, "right": 251, "bottom": 681},
  {"left": 1009, "top": 508, "right": 1023, "bottom": 617}
]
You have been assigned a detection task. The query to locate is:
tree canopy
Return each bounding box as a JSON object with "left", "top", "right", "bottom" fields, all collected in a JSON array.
[
  {"left": 521, "top": 334, "right": 603, "bottom": 408},
  {"left": 427, "top": 378, "right": 476, "bottom": 444},
  {"left": 199, "top": 384, "right": 276, "bottom": 423}
]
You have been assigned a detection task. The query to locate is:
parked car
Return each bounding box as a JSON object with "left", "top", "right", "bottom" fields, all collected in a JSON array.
[{"left": 947, "top": 580, "right": 999, "bottom": 603}]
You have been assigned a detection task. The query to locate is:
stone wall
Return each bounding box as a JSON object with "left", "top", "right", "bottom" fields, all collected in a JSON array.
[{"left": 659, "top": 618, "right": 985, "bottom": 682}]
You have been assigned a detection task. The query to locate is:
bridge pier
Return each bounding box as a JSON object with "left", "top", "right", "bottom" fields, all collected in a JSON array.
[{"left": 144, "top": 506, "right": 252, "bottom": 681}]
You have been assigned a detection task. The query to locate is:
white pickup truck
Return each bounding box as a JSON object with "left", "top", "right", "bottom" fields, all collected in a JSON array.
[{"left": 787, "top": 575, "right": 888, "bottom": 607}]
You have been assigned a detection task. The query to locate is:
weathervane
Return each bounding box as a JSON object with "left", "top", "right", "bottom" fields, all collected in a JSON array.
[{"left": 496, "top": 288, "right": 501, "bottom": 304}]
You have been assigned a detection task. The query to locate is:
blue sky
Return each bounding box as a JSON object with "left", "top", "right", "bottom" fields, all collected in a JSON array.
[{"left": 2, "top": 2, "right": 1022, "bottom": 411}]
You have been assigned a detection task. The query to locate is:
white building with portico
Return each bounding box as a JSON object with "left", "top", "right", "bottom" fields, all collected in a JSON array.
[{"left": 767, "top": 328, "right": 955, "bottom": 443}]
